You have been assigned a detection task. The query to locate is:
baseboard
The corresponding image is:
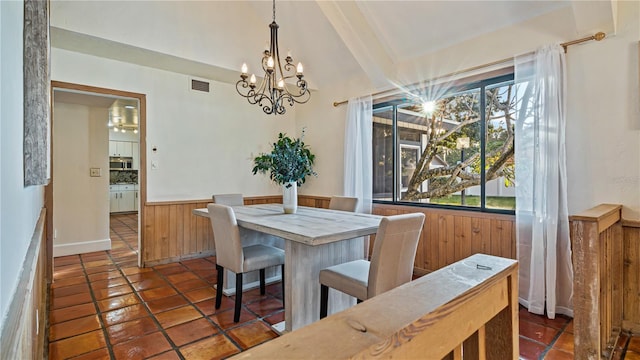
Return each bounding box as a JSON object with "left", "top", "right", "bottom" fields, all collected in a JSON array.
[
  {"left": 53, "top": 238, "right": 111, "bottom": 257},
  {"left": 220, "top": 275, "right": 282, "bottom": 296}
]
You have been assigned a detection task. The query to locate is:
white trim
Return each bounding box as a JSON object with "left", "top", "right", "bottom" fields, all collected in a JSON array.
[{"left": 53, "top": 238, "right": 111, "bottom": 257}]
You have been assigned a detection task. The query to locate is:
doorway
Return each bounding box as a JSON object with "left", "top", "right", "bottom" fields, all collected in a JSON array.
[{"left": 47, "top": 81, "right": 147, "bottom": 267}]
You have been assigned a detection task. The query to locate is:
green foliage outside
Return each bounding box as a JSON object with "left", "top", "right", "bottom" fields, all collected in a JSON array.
[{"left": 429, "top": 195, "right": 516, "bottom": 210}]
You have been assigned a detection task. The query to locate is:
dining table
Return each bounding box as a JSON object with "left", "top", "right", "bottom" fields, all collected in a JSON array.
[{"left": 193, "top": 203, "right": 382, "bottom": 332}]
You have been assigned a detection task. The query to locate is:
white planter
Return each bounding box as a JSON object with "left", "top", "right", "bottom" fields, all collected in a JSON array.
[{"left": 282, "top": 182, "right": 298, "bottom": 214}]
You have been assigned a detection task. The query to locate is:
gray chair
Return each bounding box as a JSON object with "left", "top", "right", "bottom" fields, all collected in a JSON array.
[
  {"left": 319, "top": 212, "right": 425, "bottom": 319},
  {"left": 212, "top": 193, "right": 244, "bottom": 206},
  {"left": 328, "top": 196, "right": 359, "bottom": 212},
  {"left": 207, "top": 203, "right": 285, "bottom": 322}
]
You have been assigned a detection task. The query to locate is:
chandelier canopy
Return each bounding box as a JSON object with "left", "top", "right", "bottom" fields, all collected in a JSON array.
[{"left": 236, "top": 0, "right": 310, "bottom": 115}]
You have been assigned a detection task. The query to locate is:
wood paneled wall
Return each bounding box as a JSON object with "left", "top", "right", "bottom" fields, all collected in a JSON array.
[
  {"left": 143, "top": 196, "right": 282, "bottom": 266},
  {"left": 0, "top": 208, "right": 47, "bottom": 360},
  {"left": 372, "top": 203, "right": 515, "bottom": 273},
  {"left": 142, "top": 195, "right": 515, "bottom": 275},
  {"left": 623, "top": 220, "right": 640, "bottom": 332}
]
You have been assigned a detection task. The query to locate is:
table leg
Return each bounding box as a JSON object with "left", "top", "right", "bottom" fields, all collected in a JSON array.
[{"left": 284, "top": 236, "right": 365, "bottom": 331}]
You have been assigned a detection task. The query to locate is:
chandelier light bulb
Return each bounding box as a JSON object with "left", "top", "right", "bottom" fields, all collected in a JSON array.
[
  {"left": 241, "top": 63, "right": 248, "bottom": 75},
  {"left": 114, "top": 127, "right": 119, "bottom": 132},
  {"left": 277, "top": 79, "right": 284, "bottom": 89},
  {"left": 133, "top": 129, "right": 138, "bottom": 134},
  {"left": 250, "top": 74, "right": 257, "bottom": 85},
  {"left": 296, "top": 62, "right": 303, "bottom": 74},
  {"left": 267, "top": 56, "right": 274, "bottom": 70},
  {"left": 121, "top": 128, "right": 126, "bottom": 133},
  {"left": 287, "top": 49, "right": 291, "bottom": 57}
]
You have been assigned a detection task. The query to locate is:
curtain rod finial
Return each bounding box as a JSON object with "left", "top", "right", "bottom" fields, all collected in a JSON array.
[
  {"left": 594, "top": 32, "right": 606, "bottom": 41},
  {"left": 333, "top": 102, "right": 339, "bottom": 107}
]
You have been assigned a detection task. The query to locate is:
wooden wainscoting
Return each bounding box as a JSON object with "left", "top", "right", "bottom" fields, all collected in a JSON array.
[
  {"left": 372, "top": 203, "right": 515, "bottom": 274},
  {"left": 0, "top": 208, "right": 48, "bottom": 360},
  {"left": 142, "top": 196, "right": 282, "bottom": 266},
  {"left": 143, "top": 195, "right": 515, "bottom": 275},
  {"left": 623, "top": 219, "right": 640, "bottom": 332}
]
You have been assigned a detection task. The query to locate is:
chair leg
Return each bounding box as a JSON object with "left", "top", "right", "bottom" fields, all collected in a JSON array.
[
  {"left": 320, "top": 284, "right": 328, "bottom": 319},
  {"left": 259, "top": 269, "right": 266, "bottom": 295},
  {"left": 215, "top": 265, "right": 224, "bottom": 309},
  {"left": 357, "top": 299, "right": 363, "bottom": 304},
  {"left": 281, "top": 264, "right": 285, "bottom": 307},
  {"left": 234, "top": 273, "right": 243, "bottom": 323}
]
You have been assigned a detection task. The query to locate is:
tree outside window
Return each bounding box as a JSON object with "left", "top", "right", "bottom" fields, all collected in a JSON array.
[{"left": 372, "top": 75, "right": 516, "bottom": 211}]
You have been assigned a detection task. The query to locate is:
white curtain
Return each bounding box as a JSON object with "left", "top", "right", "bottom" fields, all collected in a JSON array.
[
  {"left": 344, "top": 96, "right": 373, "bottom": 214},
  {"left": 514, "top": 44, "right": 573, "bottom": 319}
]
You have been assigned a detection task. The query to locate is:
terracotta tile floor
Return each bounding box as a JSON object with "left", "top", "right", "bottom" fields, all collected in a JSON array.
[{"left": 47, "top": 214, "right": 635, "bottom": 359}]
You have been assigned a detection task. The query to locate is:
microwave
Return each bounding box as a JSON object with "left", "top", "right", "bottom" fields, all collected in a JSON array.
[{"left": 109, "top": 157, "right": 133, "bottom": 170}]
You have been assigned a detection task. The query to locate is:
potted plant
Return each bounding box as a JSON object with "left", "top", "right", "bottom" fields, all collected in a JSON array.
[{"left": 252, "top": 130, "right": 316, "bottom": 213}]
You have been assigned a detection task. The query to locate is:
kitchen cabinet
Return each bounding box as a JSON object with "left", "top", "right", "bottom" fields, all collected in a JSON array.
[
  {"left": 134, "top": 185, "right": 139, "bottom": 211},
  {"left": 132, "top": 144, "right": 139, "bottom": 170},
  {"left": 110, "top": 184, "right": 136, "bottom": 213},
  {"left": 109, "top": 141, "right": 133, "bottom": 157}
]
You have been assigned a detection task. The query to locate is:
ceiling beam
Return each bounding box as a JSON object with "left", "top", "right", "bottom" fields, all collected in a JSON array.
[{"left": 315, "top": 0, "right": 394, "bottom": 88}]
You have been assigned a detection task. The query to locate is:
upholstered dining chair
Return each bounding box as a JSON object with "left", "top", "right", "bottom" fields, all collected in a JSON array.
[
  {"left": 328, "top": 196, "right": 359, "bottom": 212},
  {"left": 212, "top": 193, "right": 244, "bottom": 206},
  {"left": 207, "top": 203, "right": 285, "bottom": 322},
  {"left": 319, "top": 212, "right": 425, "bottom": 319}
]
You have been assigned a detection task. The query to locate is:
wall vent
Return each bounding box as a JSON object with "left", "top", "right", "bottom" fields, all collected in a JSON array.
[{"left": 191, "top": 79, "right": 210, "bottom": 93}]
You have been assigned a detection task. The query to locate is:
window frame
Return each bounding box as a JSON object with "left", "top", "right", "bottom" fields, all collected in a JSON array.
[{"left": 372, "top": 73, "right": 516, "bottom": 215}]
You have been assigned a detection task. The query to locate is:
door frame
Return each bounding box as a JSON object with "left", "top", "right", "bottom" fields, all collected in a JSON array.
[{"left": 46, "top": 81, "right": 147, "bottom": 267}]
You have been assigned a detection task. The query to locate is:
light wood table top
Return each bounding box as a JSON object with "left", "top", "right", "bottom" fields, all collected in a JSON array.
[{"left": 193, "top": 203, "right": 382, "bottom": 246}]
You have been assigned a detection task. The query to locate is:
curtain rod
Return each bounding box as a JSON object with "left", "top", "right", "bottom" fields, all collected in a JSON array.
[{"left": 332, "top": 32, "right": 606, "bottom": 107}]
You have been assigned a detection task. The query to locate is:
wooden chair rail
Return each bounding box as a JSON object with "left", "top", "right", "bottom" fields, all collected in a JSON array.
[{"left": 232, "top": 253, "right": 519, "bottom": 360}]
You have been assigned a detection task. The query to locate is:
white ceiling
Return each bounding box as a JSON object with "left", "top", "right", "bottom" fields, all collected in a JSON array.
[{"left": 50, "top": 0, "right": 615, "bottom": 96}]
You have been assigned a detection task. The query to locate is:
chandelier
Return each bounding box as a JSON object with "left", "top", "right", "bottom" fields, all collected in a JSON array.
[{"left": 236, "top": 0, "right": 310, "bottom": 115}]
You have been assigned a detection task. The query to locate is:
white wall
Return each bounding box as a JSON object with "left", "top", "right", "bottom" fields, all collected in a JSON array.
[
  {"left": 296, "top": 73, "right": 375, "bottom": 197},
  {"left": 0, "top": 1, "right": 45, "bottom": 330},
  {"left": 52, "top": 103, "right": 110, "bottom": 256},
  {"left": 51, "top": 49, "right": 297, "bottom": 201},
  {"left": 565, "top": 1, "right": 640, "bottom": 220}
]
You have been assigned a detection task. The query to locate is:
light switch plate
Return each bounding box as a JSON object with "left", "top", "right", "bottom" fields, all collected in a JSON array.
[{"left": 90, "top": 168, "right": 101, "bottom": 177}]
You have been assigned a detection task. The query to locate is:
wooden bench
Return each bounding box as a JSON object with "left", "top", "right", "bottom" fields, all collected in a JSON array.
[{"left": 232, "top": 253, "right": 518, "bottom": 359}]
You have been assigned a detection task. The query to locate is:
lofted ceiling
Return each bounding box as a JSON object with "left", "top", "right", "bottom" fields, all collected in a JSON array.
[{"left": 50, "top": 0, "right": 615, "bottom": 94}]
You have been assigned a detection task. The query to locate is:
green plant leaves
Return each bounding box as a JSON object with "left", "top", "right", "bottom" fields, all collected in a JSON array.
[{"left": 252, "top": 132, "right": 317, "bottom": 187}]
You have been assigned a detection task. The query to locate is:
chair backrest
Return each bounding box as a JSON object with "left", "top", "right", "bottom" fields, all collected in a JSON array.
[
  {"left": 212, "top": 193, "right": 244, "bottom": 206},
  {"left": 207, "top": 203, "right": 244, "bottom": 273},
  {"left": 328, "top": 196, "right": 359, "bottom": 212},
  {"left": 368, "top": 212, "right": 425, "bottom": 298}
]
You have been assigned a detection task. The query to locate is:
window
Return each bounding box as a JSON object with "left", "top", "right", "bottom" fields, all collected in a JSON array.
[{"left": 372, "top": 74, "right": 516, "bottom": 212}]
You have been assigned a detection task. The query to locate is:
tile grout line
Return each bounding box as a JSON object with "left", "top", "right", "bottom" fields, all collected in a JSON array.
[{"left": 79, "top": 253, "right": 118, "bottom": 360}]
